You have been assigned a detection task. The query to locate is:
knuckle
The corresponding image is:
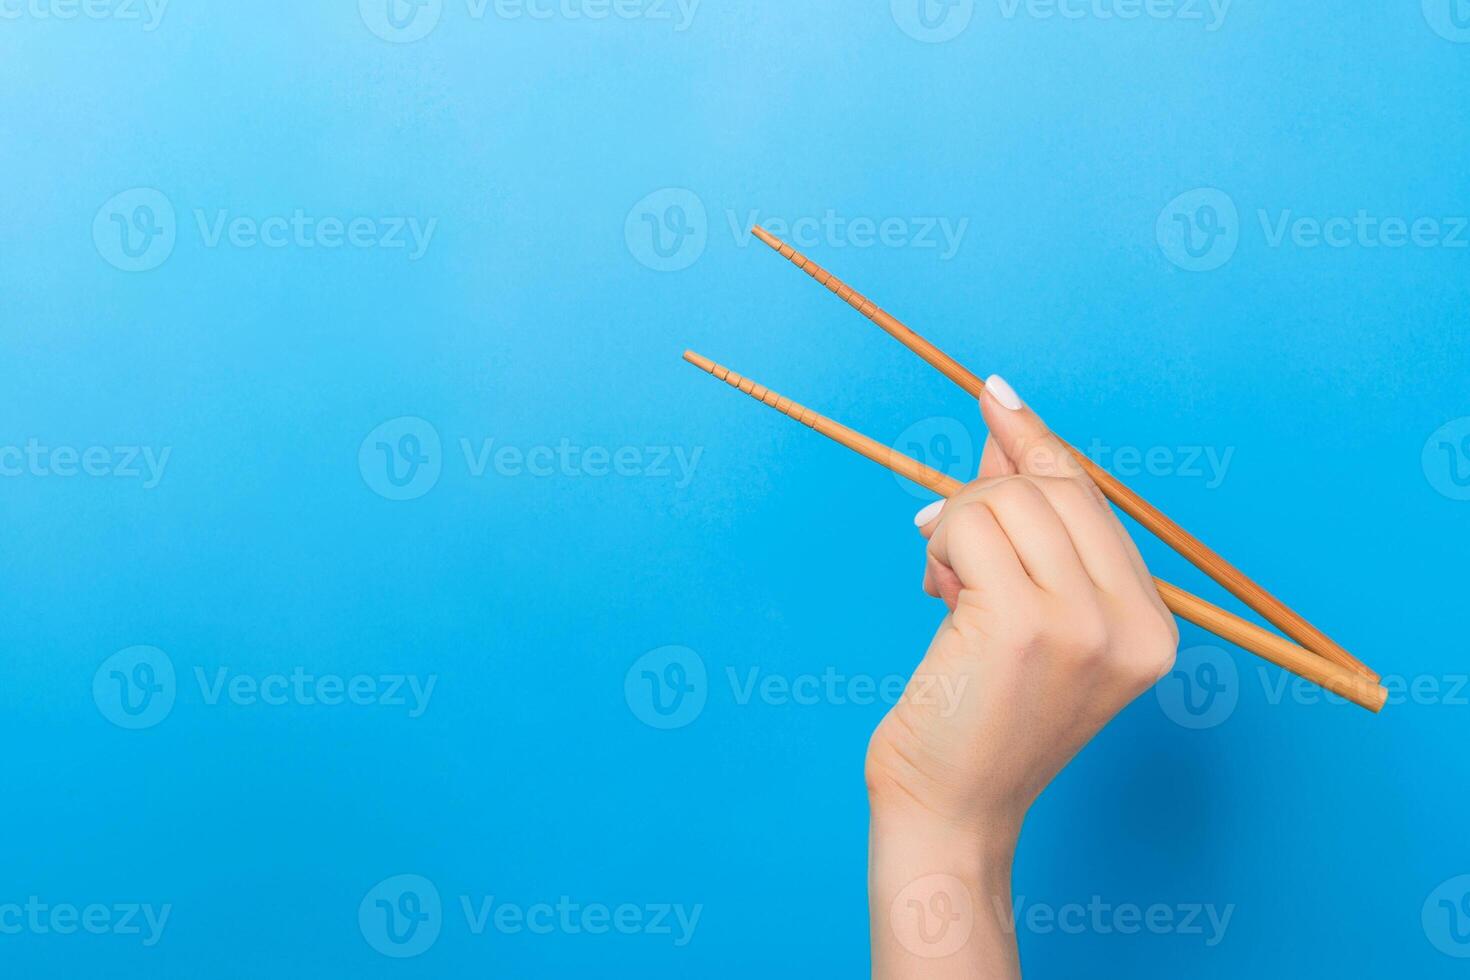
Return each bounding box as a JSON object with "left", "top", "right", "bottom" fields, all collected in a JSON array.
[
  {"left": 956, "top": 474, "right": 1012, "bottom": 500},
  {"left": 1067, "top": 474, "right": 1101, "bottom": 502},
  {"left": 988, "top": 475, "right": 1043, "bottom": 509},
  {"left": 987, "top": 590, "right": 1047, "bottom": 648},
  {"left": 1045, "top": 599, "right": 1110, "bottom": 664},
  {"left": 1047, "top": 473, "right": 1105, "bottom": 508},
  {"left": 941, "top": 503, "right": 990, "bottom": 544},
  {"left": 1151, "top": 617, "right": 1182, "bottom": 670},
  {"left": 1124, "top": 615, "right": 1181, "bottom": 686},
  {"left": 1160, "top": 608, "right": 1181, "bottom": 645}
]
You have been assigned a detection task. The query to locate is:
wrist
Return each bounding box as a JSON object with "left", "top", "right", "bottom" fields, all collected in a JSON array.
[
  {"left": 868, "top": 808, "right": 1020, "bottom": 977},
  {"left": 869, "top": 806, "right": 1018, "bottom": 884},
  {"left": 868, "top": 791, "right": 1025, "bottom": 858}
]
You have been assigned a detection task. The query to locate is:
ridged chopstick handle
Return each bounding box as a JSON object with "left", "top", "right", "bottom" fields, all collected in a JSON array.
[
  {"left": 683, "top": 349, "right": 818, "bottom": 428},
  {"left": 753, "top": 227, "right": 884, "bottom": 321}
]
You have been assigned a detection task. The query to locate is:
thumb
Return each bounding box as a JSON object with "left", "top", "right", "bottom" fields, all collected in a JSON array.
[{"left": 978, "top": 374, "right": 1086, "bottom": 479}]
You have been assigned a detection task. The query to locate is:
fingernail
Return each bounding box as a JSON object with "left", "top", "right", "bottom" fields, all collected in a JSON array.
[
  {"left": 913, "top": 500, "right": 945, "bottom": 526},
  {"left": 985, "top": 374, "right": 1023, "bottom": 411}
]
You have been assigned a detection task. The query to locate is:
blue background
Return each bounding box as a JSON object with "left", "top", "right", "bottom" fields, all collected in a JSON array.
[{"left": 2, "top": 0, "right": 1467, "bottom": 976}]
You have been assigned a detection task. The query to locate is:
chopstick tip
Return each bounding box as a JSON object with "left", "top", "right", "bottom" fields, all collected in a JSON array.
[
  {"left": 682, "top": 349, "right": 716, "bottom": 372},
  {"left": 750, "top": 225, "right": 782, "bottom": 251}
]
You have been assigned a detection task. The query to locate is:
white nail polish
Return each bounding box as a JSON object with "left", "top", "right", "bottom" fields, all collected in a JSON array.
[
  {"left": 985, "top": 374, "right": 1023, "bottom": 411},
  {"left": 913, "top": 500, "right": 944, "bottom": 526}
]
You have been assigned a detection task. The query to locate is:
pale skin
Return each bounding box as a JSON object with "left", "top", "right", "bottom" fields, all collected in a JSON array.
[{"left": 867, "top": 375, "right": 1180, "bottom": 978}]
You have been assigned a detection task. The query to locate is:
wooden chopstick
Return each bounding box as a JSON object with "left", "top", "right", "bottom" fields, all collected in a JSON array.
[
  {"left": 748, "top": 226, "right": 1379, "bottom": 684},
  {"left": 684, "top": 349, "right": 1387, "bottom": 713}
]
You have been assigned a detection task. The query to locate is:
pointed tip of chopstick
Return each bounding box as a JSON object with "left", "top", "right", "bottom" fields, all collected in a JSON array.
[
  {"left": 751, "top": 225, "right": 783, "bottom": 252},
  {"left": 747, "top": 224, "right": 968, "bottom": 390},
  {"left": 682, "top": 349, "right": 716, "bottom": 373},
  {"left": 752, "top": 224, "right": 808, "bottom": 269},
  {"left": 681, "top": 349, "right": 802, "bottom": 421}
]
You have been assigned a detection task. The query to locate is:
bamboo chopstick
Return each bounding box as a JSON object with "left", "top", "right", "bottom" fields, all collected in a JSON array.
[
  {"left": 748, "top": 226, "right": 1379, "bottom": 684},
  {"left": 684, "top": 349, "right": 1387, "bottom": 713}
]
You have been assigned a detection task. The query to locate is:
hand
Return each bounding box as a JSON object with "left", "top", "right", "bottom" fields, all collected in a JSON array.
[{"left": 866, "top": 375, "right": 1179, "bottom": 979}]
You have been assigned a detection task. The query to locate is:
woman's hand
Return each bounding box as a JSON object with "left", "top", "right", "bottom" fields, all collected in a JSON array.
[{"left": 866, "top": 376, "right": 1179, "bottom": 979}]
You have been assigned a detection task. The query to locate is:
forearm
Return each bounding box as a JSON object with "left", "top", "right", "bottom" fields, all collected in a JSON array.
[{"left": 868, "top": 808, "right": 1021, "bottom": 979}]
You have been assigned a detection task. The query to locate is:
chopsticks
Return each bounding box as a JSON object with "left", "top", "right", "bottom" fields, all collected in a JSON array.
[
  {"left": 683, "top": 350, "right": 1388, "bottom": 713},
  {"left": 748, "top": 226, "right": 1379, "bottom": 684}
]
